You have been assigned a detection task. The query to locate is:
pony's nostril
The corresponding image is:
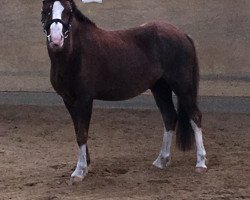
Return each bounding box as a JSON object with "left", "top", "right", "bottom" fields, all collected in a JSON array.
[{"left": 47, "top": 35, "right": 51, "bottom": 42}]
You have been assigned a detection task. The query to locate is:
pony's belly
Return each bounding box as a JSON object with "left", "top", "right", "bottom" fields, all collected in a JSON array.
[
  {"left": 94, "top": 68, "right": 163, "bottom": 101},
  {"left": 95, "top": 82, "right": 153, "bottom": 101},
  {"left": 95, "top": 90, "right": 146, "bottom": 101}
]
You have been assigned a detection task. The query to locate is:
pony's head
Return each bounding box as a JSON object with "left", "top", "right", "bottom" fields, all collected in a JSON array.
[{"left": 41, "top": 0, "right": 74, "bottom": 50}]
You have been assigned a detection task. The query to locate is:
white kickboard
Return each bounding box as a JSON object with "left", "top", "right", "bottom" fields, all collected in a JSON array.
[{"left": 81, "top": 0, "right": 102, "bottom": 3}]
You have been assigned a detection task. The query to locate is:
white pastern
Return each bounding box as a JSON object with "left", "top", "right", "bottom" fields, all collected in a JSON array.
[
  {"left": 190, "top": 120, "right": 207, "bottom": 169},
  {"left": 153, "top": 129, "right": 173, "bottom": 169},
  {"left": 50, "top": 1, "right": 64, "bottom": 46},
  {"left": 71, "top": 144, "right": 88, "bottom": 178}
]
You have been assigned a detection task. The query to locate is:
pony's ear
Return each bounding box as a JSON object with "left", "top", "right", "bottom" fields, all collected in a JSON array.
[
  {"left": 42, "top": 0, "right": 50, "bottom": 4},
  {"left": 67, "top": 0, "right": 75, "bottom": 10},
  {"left": 66, "top": 0, "right": 74, "bottom": 9},
  {"left": 67, "top": 0, "right": 73, "bottom": 6}
]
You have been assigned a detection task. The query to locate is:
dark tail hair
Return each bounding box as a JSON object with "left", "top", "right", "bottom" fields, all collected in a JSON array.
[
  {"left": 176, "top": 102, "right": 194, "bottom": 151},
  {"left": 186, "top": 34, "right": 200, "bottom": 99},
  {"left": 176, "top": 34, "right": 199, "bottom": 151}
]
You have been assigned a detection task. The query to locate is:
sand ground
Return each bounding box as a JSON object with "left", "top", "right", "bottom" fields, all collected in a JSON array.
[{"left": 0, "top": 105, "right": 249, "bottom": 199}]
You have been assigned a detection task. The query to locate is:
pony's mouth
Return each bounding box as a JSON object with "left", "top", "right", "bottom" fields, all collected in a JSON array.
[{"left": 48, "top": 34, "right": 64, "bottom": 49}]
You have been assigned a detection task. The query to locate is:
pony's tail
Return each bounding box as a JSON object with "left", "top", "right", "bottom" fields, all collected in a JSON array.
[
  {"left": 186, "top": 34, "right": 200, "bottom": 99},
  {"left": 176, "top": 34, "right": 199, "bottom": 151},
  {"left": 176, "top": 103, "right": 194, "bottom": 151}
]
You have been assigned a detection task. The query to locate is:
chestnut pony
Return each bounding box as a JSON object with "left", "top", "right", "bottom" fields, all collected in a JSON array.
[{"left": 41, "top": 0, "right": 207, "bottom": 181}]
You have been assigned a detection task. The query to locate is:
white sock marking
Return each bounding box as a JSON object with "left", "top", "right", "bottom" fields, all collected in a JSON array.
[
  {"left": 153, "top": 129, "right": 173, "bottom": 169},
  {"left": 71, "top": 144, "right": 88, "bottom": 178},
  {"left": 190, "top": 120, "right": 207, "bottom": 168}
]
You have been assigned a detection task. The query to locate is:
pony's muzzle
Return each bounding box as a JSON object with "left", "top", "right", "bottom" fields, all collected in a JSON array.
[
  {"left": 49, "top": 22, "right": 64, "bottom": 48},
  {"left": 50, "top": 33, "right": 64, "bottom": 47}
]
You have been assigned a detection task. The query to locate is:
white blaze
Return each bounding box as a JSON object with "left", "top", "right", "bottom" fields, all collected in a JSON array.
[{"left": 50, "top": 1, "right": 64, "bottom": 46}]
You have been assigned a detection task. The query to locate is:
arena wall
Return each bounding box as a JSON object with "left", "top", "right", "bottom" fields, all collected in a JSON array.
[{"left": 0, "top": 0, "right": 249, "bottom": 97}]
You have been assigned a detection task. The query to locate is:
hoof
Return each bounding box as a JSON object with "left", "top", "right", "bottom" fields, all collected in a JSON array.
[
  {"left": 153, "top": 156, "right": 170, "bottom": 169},
  {"left": 153, "top": 161, "right": 164, "bottom": 169},
  {"left": 69, "top": 176, "right": 84, "bottom": 185},
  {"left": 195, "top": 167, "right": 207, "bottom": 173}
]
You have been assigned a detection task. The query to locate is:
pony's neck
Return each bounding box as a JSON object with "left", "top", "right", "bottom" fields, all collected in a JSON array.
[{"left": 71, "top": 2, "right": 96, "bottom": 27}]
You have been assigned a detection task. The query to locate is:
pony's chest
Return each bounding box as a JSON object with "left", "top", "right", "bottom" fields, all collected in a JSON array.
[
  {"left": 50, "top": 73, "right": 76, "bottom": 102},
  {"left": 51, "top": 75, "right": 64, "bottom": 93}
]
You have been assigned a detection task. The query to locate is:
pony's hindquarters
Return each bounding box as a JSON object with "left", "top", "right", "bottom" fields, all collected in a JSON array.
[
  {"left": 174, "top": 35, "right": 200, "bottom": 151},
  {"left": 174, "top": 35, "right": 207, "bottom": 171},
  {"left": 153, "top": 33, "right": 207, "bottom": 171}
]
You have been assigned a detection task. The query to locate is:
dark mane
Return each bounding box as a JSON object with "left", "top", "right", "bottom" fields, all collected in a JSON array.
[{"left": 71, "top": 1, "right": 96, "bottom": 26}]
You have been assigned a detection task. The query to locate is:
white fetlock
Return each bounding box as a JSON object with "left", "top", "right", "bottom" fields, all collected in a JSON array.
[
  {"left": 191, "top": 120, "right": 208, "bottom": 173},
  {"left": 71, "top": 165, "right": 88, "bottom": 179},
  {"left": 153, "top": 154, "right": 170, "bottom": 169},
  {"left": 71, "top": 144, "right": 88, "bottom": 181},
  {"left": 196, "top": 156, "right": 207, "bottom": 169},
  {"left": 153, "top": 129, "right": 173, "bottom": 169}
]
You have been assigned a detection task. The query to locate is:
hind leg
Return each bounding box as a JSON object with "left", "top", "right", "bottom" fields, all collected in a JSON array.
[
  {"left": 151, "top": 79, "right": 177, "bottom": 169},
  {"left": 177, "top": 93, "right": 207, "bottom": 172},
  {"left": 190, "top": 108, "right": 207, "bottom": 172},
  {"left": 153, "top": 129, "right": 174, "bottom": 169}
]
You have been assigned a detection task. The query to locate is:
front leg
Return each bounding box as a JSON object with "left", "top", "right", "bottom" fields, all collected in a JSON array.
[{"left": 64, "top": 97, "right": 93, "bottom": 181}]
